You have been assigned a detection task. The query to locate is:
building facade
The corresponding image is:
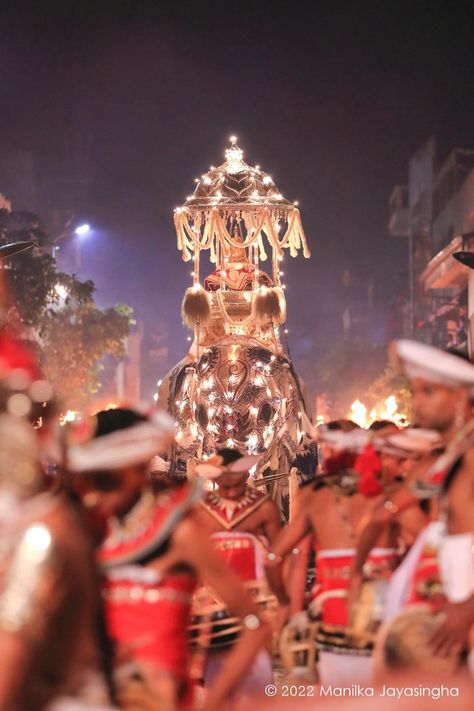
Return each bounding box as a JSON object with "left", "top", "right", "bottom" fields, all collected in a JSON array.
[{"left": 389, "top": 137, "right": 473, "bottom": 351}]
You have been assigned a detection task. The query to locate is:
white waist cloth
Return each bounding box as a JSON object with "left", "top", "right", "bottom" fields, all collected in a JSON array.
[
  {"left": 106, "top": 565, "right": 162, "bottom": 584},
  {"left": 369, "top": 547, "right": 396, "bottom": 557},
  {"left": 439, "top": 532, "right": 474, "bottom": 603},
  {"left": 318, "top": 548, "right": 355, "bottom": 558},
  {"left": 317, "top": 547, "right": 395, "bottom": 560},
  {"left": 439, "top": 530, "right": 474, "bottom": 678}
]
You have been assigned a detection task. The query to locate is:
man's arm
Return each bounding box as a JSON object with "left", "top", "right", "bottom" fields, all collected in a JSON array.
[
  {"left": 347, "top": 487, "right": 419, "bottom": 614},
  {"left": 264, "top": 506, "right": 311, "bottom": 605},
  {"left": 430, "top": 448, "right": 474, "bottom": 655},
  {"left": 269, "top": 506, "right": 311, "bottom": 559},
  {"left": 354, "top": 487, "right": 420, "bottom": 574},
  {"left": 396, "top": 501, "right": 428, "bottom": 547},
  {"left": 430, "top": 593, "right": 474, "bottom": 656},
  {"left": 288, "top": 534, "right": 312, "bottom": 616},
  {"left": 261, "top": 499, "right": 283, "bottom": 545}
]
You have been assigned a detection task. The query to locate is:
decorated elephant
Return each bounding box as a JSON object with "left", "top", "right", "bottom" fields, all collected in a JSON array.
[
  {"left": 159, "top": 337, "right": 316, "bottom": 516},
  {"left": 157, "top": 138, "right": 316, "bottom": 515}
]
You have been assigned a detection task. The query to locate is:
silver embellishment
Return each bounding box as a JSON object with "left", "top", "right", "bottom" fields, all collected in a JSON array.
[
  {"left": 103, "top": 585, "right": 192, "bottom": 605},
  {"left": 243, "top": 613, "right": 261, "bottom": 630}
]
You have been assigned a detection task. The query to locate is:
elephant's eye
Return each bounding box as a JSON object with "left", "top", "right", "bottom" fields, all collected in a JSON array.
[{"left": 259, "top": 402, "right": 273, "bottom": 423}]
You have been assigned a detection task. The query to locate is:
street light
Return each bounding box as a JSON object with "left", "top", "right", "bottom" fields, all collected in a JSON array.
[
  {"left": 52, "top": 222, "right": 92, "bottom": 269},
  {"left": 74, "top": 223, "right": 90, "bottom": 237},
  {"left": 73, "top": 224, "right": 91, "bottom": 269}
]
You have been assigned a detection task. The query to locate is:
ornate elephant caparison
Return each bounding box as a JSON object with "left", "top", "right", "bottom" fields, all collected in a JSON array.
[{"left": 158, "top": 137, "right": 316, "bottom": 516}]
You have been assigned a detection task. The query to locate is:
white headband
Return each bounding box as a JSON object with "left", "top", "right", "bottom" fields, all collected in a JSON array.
[
  {"left": 316, "top": 428, "right": 371, "bottom": 453},
  {"left": 196, "top": 454, "right": 263, "bottom": 479},
  {"left": 68, "top": 413, "right": 175, "bottom": 473},
  {"left": 393, "top": 340, "right": 474, "bottom": 388}
]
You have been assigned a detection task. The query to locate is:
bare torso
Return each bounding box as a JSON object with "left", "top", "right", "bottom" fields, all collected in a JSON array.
[{"left": 307, "top": 486, "right": 397, "bottom": 550}]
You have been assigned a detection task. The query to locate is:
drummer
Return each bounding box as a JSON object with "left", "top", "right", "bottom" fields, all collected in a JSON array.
[
  {"left": 194, "top": 448, "right": 284, "bottom": 697},
  {"left": 266, "top": 427, "right": 401, "bottom": 686},
  {"left": 195, "top": 448, "right": 282, "bottom": 566},
  {"left": 347, "top": 427, "right": 440, "bottom": 617},
  {"left": 389, "top": 342, "right": 474, "bottom": 669}
]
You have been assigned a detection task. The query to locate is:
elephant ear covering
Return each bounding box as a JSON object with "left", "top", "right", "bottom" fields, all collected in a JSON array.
[
  {"left": 181, "top": 286, "right": 212, "bottom": 328},
  {"left": 253, "top": 286, "right": 286, "bottom": 325}
]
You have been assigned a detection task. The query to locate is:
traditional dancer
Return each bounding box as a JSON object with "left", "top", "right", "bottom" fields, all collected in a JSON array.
[
  {"left": 194, "top": 448, "right": 282, "bottom": 697},
  {"left": 389, "top": 341, "right": 474, "bottom": 668},
  {"left": 266, "top": 427, "right": 399, "bottom": 685},
  {"left": 284, "top": 420, "right": 362, "bottom": 631},
  {"left": 195, "top": 448, "right": 282, "bottom": 572},
  {"left": 68, "top": 409, "right": 270, "bottom": 711},
  {"left": 348, "top": 427, "right": 441, "bottom": 618}
]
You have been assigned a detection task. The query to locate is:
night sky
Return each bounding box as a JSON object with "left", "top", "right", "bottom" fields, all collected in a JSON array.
[{"left": 2, "top": 0, "right": 474, "bottom": 397}]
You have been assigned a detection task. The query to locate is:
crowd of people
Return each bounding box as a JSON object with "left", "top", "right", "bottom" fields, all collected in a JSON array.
[{"left": 1, "top": 328, "right": 474, "bottom": 710}]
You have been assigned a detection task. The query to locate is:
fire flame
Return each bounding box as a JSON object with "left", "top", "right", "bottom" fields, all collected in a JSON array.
[
  {"left": 350, "top": 400, "right": 367, "bottom": 428},
  {"left": 349, "top": 395, "right": 408, "bottom": 429}
]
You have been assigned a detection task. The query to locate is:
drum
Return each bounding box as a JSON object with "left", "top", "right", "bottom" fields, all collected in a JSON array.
[
  {"left": 189, "top": 608, "right": 242, "bottom": 651},
  {"left": 189, "top": 586, "right": 241, "bottom": 652},
  {"left": 189, "top": 580, "right": 277, "bottom": 652},
  {"left": 346, "top": 578, "right": 389, "bottom": 649},
  {"left": 375, "top": 604, "right": 461, "bottom": 677},
  {"left": 279, "top": 618, "right": 319, "bottom": 682},
  {"left": 346, "top": 549, "right": 398, "bottom": 649}
]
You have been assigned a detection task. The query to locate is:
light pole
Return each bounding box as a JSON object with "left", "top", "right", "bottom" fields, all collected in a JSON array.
[
  {"left": 52, "top": 223, "right": 91, "bottom": 270},
  {"left": 73, "top": 223, "right": 90, "bottom": 270}
]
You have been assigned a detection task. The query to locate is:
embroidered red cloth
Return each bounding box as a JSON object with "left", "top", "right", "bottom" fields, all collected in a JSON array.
[
  {"left": 204, "top": 265, "right": 272, "bottom": 292},
  {"left": 311, "top": 549, "right": 397, "bottom": 626},
  {"left": 210, "top": 532, "right": 265, "bottom": 582},
  {"left": 311, "top": 552, "right": 354, "bottom": 626},
  {"left": 104, "top": 575, "right": 196, "bottom": 677}
]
